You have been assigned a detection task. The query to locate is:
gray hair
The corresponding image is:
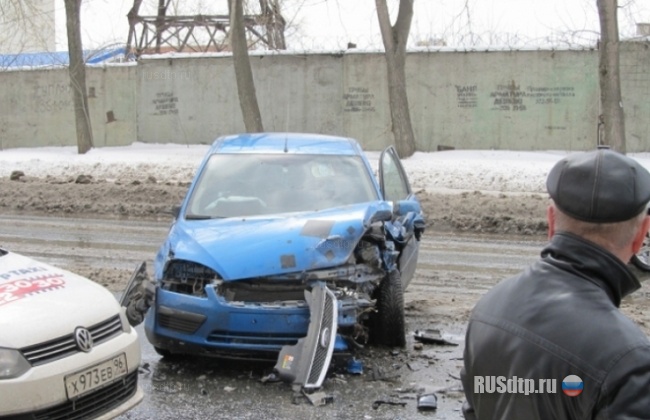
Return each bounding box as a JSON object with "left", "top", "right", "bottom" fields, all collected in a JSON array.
[{"left": 550, "top": 201, "right": 648, "bottom": 252}]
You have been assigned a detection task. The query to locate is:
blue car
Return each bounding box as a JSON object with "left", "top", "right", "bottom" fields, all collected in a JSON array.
[{"left": 123, "top": 133, "right": 424, "bottom": 381}]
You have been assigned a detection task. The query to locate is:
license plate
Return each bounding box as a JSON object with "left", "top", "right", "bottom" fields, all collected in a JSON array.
[{"left": 65, "top": 353, "right": 128, "bottom": 399}]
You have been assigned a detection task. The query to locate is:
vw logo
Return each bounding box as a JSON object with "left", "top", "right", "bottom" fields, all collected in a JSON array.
[{"left": 74, "top": 327, "right": 93, "bottom": 352}]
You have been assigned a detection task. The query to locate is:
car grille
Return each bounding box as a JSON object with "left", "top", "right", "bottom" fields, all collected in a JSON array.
[
  {"left": 308, "top": 292, "right": 335, "bottom": 386},
  {"left": 157, "top": 305, "right": 206, "bottom": 334},
  {"left": 28, "top": 370, "right": 138, "bottom": 420},
  {"left": 20, "top": 315, "right": 123, "bottom": 366}
]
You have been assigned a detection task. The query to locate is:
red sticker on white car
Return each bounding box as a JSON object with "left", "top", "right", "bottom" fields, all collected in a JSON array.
[{"left": 0, "top": 274, "right": 67, "bottom": 306}]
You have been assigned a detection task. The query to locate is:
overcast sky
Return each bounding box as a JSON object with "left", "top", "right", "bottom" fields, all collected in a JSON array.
[{"left": 51, "top": 0, "right": 650, "bottom": 51}]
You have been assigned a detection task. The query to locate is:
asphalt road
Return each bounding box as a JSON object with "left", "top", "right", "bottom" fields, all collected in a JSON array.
[{"left": 0, "top": 215, "right": 546, "bottom": 419}]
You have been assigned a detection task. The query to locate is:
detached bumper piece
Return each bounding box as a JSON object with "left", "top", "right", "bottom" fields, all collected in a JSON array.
[
  {"left": 274, "top": 282, "right": 337, "bottom": 390},
  {"left": 120, "top": 262, "right": 155, "bottom": 327}
]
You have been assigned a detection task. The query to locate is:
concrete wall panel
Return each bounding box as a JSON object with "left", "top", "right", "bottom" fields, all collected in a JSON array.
[
  {"left": 341, "top": 53, "right": 391, "bottom": 150},
  {"left": 407, "top": 49, "right": 599, "bottom": 152},
  {"left": 620, "top": 42, "right": 650, "bottom": 152},
  {"left": 0, "top": 68, "right": 74, "bottom": 149},
  {"left": 87, "top": 65, "right": 137, "bottom": 147},
  {"left": 136, "top": 57, "right": 235, "bottom": 144},
  {"left": 0, "top": 65, "right": 136, "bottom": 150}
]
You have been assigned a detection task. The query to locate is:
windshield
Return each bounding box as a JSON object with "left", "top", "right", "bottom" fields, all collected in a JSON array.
[{"left": 185, "top": 153, "right": 379, "bottom": 218}]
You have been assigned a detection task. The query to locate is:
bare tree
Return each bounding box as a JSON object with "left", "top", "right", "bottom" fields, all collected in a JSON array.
[
  {"left": 230, "top": 0, "right": 264, "bottom": 132},
  {"left": 64, "top": 0, "right": 93, "bottom": 154},
  {"left": 597, "top": 0, "right": 625, "bottom": 153},
  {"left": 259, "top": 0, "right": 286, "bottom": 49},
  {"left": 0, "top": 0, "right": 56, "bottom": 56},
  {"left": 375, "top": 0, "right": 416, "bottom": 158}
]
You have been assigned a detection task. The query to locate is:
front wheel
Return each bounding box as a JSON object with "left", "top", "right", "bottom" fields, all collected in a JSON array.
[
  {"left": 153, "top": 346, "right": 187, "bottom": 361},
  {"left": 153, "top": 346, "right": 172, "bottom": 358},
  {"left": 371, "top": 269, "right": 406, "bottom": 347}
]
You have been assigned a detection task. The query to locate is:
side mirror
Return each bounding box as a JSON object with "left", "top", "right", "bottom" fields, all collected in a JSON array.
[{"left": 393, "top": 200, "right": 421, "bottom": 217}]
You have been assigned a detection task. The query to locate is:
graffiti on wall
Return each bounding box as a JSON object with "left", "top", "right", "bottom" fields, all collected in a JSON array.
[
  {"left": 343, "top": 87, "right": 376, "bottom": 113},
  {"left": 152, "top": 91, "right": 178, "bottom": 116},
  {"left": 34, "top": 83, "right": 71, "bottom": 113},
  {"left": 490, "top": 83, "right": 527, "bottom": 112},
  {"left": 456, "top": 85, "right": 478, "bottom": 108},
  {"left": 488, "top": 83, "right": 576, "bottom": 112},
  {"left": 527, "top": 86, "right": 576, "bottom": 105}
]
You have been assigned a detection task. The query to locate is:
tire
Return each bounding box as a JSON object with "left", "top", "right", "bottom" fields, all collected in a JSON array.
[
  {"left": 153, "top": 346, "right": 176, "bottom": 359},
  {"left": 632, "top": 233, "right": 650, "bottom": 271},
  {"left": 371, "top": 269, "right": 406, "bottom": 347}
]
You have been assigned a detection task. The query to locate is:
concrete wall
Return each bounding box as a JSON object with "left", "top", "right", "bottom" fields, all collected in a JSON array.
[{"left": 1, "top": 42, "right": 649, "bottom": 152}]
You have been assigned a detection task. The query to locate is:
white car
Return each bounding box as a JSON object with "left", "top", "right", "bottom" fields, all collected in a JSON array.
[{"left": 0, "top": 248, "right": 143, "bottom": 419}]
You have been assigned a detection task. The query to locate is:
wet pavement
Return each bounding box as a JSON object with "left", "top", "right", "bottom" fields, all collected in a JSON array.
[
  {"left": 0, "top": 215, "right": 548, "bottom": 419},
  {"left": 119, "top": 322, "right": 468, "bottom": 420}
]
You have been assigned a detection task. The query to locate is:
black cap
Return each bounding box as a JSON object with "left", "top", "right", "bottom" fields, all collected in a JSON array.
[{"left": 546, "top": 149, "right": 650, "bottom": 223}]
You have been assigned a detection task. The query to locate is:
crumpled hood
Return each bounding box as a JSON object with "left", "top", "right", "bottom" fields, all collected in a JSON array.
[
  {"left": 0, "top": 251, "right": 121, "bottom": 348},
  {"left": 161, "top": 202, "right": 392, "bottom": 280}
]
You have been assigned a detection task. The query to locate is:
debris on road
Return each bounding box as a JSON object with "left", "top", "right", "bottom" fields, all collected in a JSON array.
[
  {"left": 366, "top": 364, "right": 401, "bottom": 382},
  {"left": 417, "top": 393, "right": 438, "bottom": 411},
  {"left": 347, "top": 358, "right": 363, "bottom": 374},
  {"left": 372, "top": 398, "right": 407, "bottom": 409},
  {"left": 303, "top": 390, "right": 334, "bottom": 406},
  {"left": 414, "top": 329, "right": 459, "bottom": 346}
]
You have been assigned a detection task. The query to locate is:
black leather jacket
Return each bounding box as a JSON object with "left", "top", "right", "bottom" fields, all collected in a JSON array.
[{"left": 461, "top": 232, "right": 650, "bottom": 419}]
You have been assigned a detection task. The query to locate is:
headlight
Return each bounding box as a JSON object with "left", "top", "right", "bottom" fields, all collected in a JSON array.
[{"left": 0, "top": 348, "right": 31, "bottom": 379}]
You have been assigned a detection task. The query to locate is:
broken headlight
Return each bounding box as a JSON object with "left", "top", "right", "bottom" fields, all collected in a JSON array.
[{"left": 162, "top": 260, "right": 221, "bottom": 296}]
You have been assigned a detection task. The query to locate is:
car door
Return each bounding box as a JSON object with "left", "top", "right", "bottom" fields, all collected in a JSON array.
[{"left": 378, "top": 146, "right": 423, "bottom": 289}]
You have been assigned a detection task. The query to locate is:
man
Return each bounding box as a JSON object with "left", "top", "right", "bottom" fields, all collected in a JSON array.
[{"left": 461, "top": 149, "right": 650, "bottom": 419}]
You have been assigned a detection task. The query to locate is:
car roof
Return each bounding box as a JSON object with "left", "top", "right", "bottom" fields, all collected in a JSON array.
[{"left": 209, "top": 132, "right": 364, "bottom": 156}]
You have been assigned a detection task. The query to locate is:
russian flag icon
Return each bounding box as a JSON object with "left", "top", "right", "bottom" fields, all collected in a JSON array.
[{"left": 562, "top": 375, "right": 583, "bottom": 397}]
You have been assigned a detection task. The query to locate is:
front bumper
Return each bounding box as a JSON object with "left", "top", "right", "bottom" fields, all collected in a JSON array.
[
  {"left": 146, "top": 282, "right": 367, "bottom": 355},
  {"left": 0, "top": 326, "right": 142, "bottom": 419},
  {"left": 145, "top": 285, "right": 312, "bottom": 359}
]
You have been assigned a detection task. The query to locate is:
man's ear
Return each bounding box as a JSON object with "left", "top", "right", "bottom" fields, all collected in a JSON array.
[
  {"left": 631, "top": 216, "right": 650, "bottom": 255},
  {"left": 547, "top": 205, "right": 556, "bottom": 241}
]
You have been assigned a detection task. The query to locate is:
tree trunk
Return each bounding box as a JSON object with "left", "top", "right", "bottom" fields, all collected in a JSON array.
[
  {"left": 64, "top": 0, "right": 93, "bottom": 154},
  {"left": 597, "top": 0, "right": 626, "bottom": 153},
  {"left": 375, "top": 0, "right": 416, "bottom": 158},
  {"left": 230, "top": 0, "right": 264, "bottom": 132},
  {"left": 259, "top": 0, "right": 286, "bottom": 50}
]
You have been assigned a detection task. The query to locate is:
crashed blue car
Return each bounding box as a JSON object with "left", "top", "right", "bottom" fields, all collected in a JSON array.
[{"left": 123, "top": 132, "right": 424, "bottom": 386}]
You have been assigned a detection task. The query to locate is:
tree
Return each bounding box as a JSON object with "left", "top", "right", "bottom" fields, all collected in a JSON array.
[
  {"left": 64, "top": 0, "right": 93, "bottom": 154},
  {"left": 230, "top": 0, "right": 264, "bottom": 132},
  {"left": 375, "top": 0, "right": 416, "bottom": 158},
  {"left": 259, "top": 0, "right": 286, "bottom": 50},
  {"left": 597, "top": 0, "right": 625, "bottom": 153},
  {"left": 0, "top": 0, "right": 56, "bottom": 58}
]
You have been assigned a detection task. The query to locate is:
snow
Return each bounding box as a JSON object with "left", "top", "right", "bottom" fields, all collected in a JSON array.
[{"left": 1, "top": 142, "right": 649, "bottom": 196}]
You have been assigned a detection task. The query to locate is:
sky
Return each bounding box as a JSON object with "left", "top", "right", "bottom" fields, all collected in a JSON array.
[
  {"left": 3, "top": 143, "right": 650, "bottom": 196},
  {"left": 49, "top": 0, "right": 650, "bottom": 52}
]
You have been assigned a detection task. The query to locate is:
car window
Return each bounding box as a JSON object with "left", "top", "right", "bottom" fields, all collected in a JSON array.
[
  {"left": 186, "top": 154, "right": 379, "bottom": 218},
  {"left": 380, "top": 148, "right": 411, "bottom": 201}
]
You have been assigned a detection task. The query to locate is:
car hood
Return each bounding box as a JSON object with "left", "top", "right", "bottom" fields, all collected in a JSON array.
[
  {"left": 164, "top": 201, "right": 392, "bottom": 280},
  {"left": 0, "top": 251, "right": 122, "bottom": 348}
]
